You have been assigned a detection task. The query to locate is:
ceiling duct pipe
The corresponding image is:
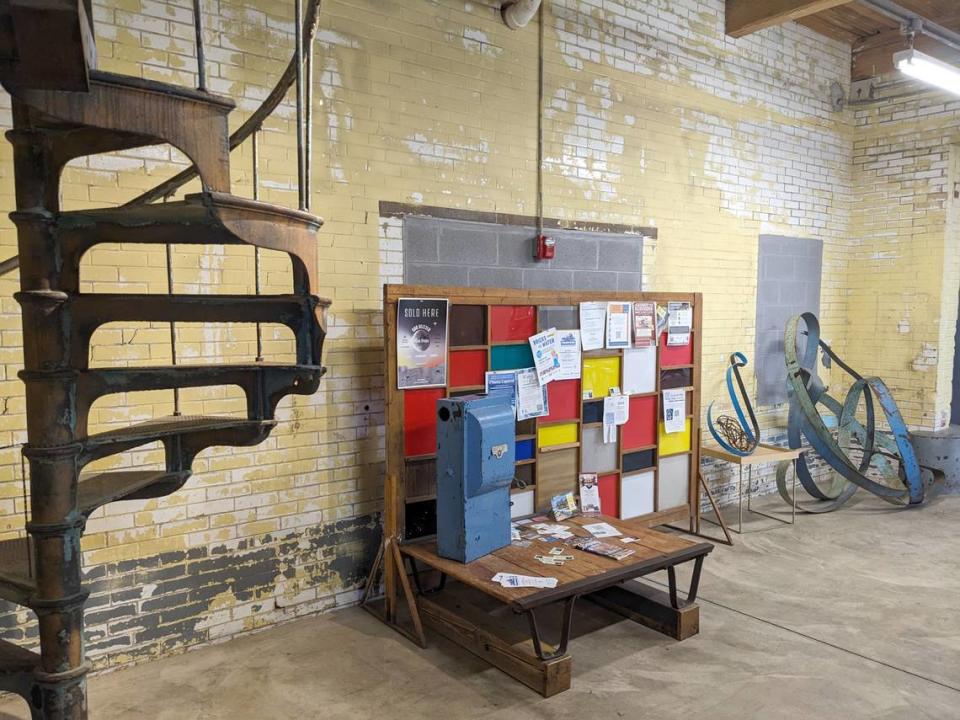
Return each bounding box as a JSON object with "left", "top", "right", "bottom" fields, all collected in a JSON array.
[{"left": 501, "top": 0, "right": 541, "bottom": 30}]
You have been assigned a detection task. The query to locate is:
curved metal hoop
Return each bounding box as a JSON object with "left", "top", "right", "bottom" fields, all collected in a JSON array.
[
  {"left": 707, "top": 351, "right": 760, "bottom": 457},
  {"left": 782, "top": 312, "right": 943, "bottom": 512}
]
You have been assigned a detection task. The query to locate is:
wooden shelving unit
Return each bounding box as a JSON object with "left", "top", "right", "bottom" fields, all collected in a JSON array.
[{"left": 383, "top": 284, "right": 704, "bottom": 542}]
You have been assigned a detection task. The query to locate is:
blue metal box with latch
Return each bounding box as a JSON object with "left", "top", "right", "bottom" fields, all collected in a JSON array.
[{"left": 436, "top": 394, "right": 516, "bottom": 563}]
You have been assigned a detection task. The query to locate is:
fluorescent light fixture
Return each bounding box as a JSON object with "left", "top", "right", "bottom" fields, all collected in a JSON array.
[{"left": 893, "top": 48, "right": 960, "bottom": 97}]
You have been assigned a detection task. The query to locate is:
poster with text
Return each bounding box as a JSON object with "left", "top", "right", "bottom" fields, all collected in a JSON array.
[
  {"left": 632, "top": 301, "right": 656, "bottom": 347},
  {"left": 397, "top": 298, "right": 449, "bottom": 389}
]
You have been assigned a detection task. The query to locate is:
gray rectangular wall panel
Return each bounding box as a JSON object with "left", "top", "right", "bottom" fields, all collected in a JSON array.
[
  {"left": 402, "top": 215, "right": 643, "bottom": 293},
  {"left": 755, "top": 235, "right": 823, "bottom": 405}
]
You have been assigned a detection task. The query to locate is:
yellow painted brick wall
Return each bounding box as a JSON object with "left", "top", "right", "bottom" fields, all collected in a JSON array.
[
  {"left": 0, "top": 0, "right": 869, "bottom": 667},
  {"left": 847, "top": 93, "right": 960, "bottom": 430}
]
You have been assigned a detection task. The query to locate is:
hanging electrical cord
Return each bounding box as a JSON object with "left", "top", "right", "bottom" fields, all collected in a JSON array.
[{"left": 535, "top": 1, "right": 545, "bottom": 242}]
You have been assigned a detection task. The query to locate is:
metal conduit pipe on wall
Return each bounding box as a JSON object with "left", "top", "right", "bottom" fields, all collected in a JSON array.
[{"left": 501, "top": 0, "right": 541, "bottom": 29}]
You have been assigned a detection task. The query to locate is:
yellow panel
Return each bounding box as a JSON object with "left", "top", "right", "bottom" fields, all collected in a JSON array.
[
  {"left": 658, "top": 419, "right": 692, "bottom": 455},
  {"left": 537, "top": 422, "right": 578, "bottom": 449},
  {"left": 582, "top": 357, "right": 621, "bottom": 399}
]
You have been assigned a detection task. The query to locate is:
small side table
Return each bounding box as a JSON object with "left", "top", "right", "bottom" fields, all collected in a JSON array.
[{"left": 700, "top": 443, "right": 801, "bottom": 536}]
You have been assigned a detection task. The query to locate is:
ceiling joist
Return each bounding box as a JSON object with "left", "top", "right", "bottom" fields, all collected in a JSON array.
[{"left": 725, "top": 0, "right": 855, "bottom": 38}]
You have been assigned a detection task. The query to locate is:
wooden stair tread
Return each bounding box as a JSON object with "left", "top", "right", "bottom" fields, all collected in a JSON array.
[
  {"left": 89, "top": 71, "right": 234, "bottom": 110},
  {"left": 57, "top": 192, "right": 320, "bottom": 230},
  {"left": 0, "top": 639, "right": 39, "bottom": 674},
  {"left": 83, "top": 415, "right": 274, "bottom": 446},
  {"left": 78, "top": 470, "right": 190, "bottom": 515},
  {"left": 0, "top": 537, "right": 35, "bottom": 606}
]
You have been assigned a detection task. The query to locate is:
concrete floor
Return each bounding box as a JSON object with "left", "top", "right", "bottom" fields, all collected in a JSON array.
[{"left": 3, "top": 494, "right": 959, "bottom": 719}]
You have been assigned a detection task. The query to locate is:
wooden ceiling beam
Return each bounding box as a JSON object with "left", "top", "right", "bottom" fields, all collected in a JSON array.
[
  {"left": 726, "top": 0, "right": 856, "bottom": 38},
  {"left": 852, "top": 29, "right": 960, "bottom": 79}
]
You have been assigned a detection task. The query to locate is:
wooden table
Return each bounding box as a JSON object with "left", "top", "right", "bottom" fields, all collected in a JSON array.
[{"left": 398, "top": 515, "right": 712, "bottom": 696}]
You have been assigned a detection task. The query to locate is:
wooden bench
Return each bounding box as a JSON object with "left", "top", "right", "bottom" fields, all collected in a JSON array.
[{"left": 393, "top": 515, "right": 712, "bottom": 696}]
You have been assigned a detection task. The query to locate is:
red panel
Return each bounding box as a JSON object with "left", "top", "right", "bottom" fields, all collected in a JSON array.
[
  {"left": 660, "top": 331, "right": 693, "bottom": 366},
  {"left": 449, "top": 349, "right": 487, "bottom": 388},
  {"left": 599, "top": 473, "right": 619, "bottom": 517},
  {"left": 404, "top": 388, "right": 445, "bottom": 457},
  {"left": 490, "top": 305, "right": 536, "bottom": 342},
  {"left": 544, "top": 379, "right": 580, "bottom": 422},
  {"left": 622, "top": 395, "right": 657, "bottom": 450}
]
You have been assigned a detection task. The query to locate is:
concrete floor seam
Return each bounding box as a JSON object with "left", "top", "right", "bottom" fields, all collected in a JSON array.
[{"left": 644, "top": 578, "right": 960, "bottom": 695}]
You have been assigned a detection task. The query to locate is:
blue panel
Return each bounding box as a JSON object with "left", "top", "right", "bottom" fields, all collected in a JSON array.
[
  {"left": 490, "top": 344, "right": 535, "bottom": 371},
  {"left": 436, "top": 394, "right": 516, "bottom": 563},
  {"left": 516, "top": 438, "right": 535, "bottom": 461}
]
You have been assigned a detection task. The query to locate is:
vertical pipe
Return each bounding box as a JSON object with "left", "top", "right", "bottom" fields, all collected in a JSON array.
[
  {"left": 252, "top": 130, "right": 264, "bottom": 363},
  {"left": 295, "top": 0, "right": 306, "bottom": 211},
  {"left": 305, "top": 31, "right": 314, "bottom": 211},
  {"left": 166, "top": 243, "right": 180, "bottom": 415},
  {"left": 535, "top": 1, "right": 544, "bottom": 240},
  {"left": 193, "top": 0, "right": 206, "bottom": 91}
]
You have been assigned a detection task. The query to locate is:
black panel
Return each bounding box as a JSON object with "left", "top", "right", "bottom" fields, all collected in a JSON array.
[
  {"left": 405, "top": 499, "right": 437, "bottom": 539},
  {"left": 622, "top": 449, "right": 656, "bottom": 473},
  {"left": 583, "top": 399, "right": 604, "bottom": 424},
  {"left": 450, "top": 304, "right": 486, "bottom": 346},
  {"left": 661, "top": 367, "right": 692, "bottom": 389}
]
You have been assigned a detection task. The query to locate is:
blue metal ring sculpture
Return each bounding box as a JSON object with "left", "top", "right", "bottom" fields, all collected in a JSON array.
[
  {"left": 776, "top": 312, "right": 943, "bottom": 512},
  {"left": 707, "top": 352, "right": 760, "bottom": 457}
]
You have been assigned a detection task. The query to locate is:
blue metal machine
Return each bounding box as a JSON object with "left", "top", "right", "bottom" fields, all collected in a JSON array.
[{"left": 436, "top": 394, "right": 516, "bottom": 563}]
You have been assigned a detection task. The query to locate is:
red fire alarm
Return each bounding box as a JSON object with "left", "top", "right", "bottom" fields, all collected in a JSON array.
[{"left": 534, "top": 234, "right": 555, "bottom": 261}]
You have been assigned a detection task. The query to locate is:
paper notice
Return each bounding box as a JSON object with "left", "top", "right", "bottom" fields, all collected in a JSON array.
[
  {"left": 667, "top": 301, "right": 692, "bottom": 346},
  {"left": 663, "top": 389, "right": 686, "bottom": 433},
  {"left": 632, "top": 301, "right": 656, "bottom": 347},
  {"left": 606, "top": 301, "right": 631, "bottom": 349},
  {"left": 493, "top": 573, "right": 559, "bottom": 589},
  {"left": 579, "top": 302, "right": 606, "bottom": 351},
  {"left": 529, "top": 328, "right": 561, "bottom": 385},
  {"left": 485, "top": 370, "right": 517, "bottom": 417},
  {"left": 579, "top": 474, "right": 601, "bottom": 515},
  {"left": 516, "top": 368, "right": 549, "bottom": 421},
  {"left": 556, "top": 329, "right": 582, "bottom": 380},
  {"left": 603, "top": 393, "right": 629, "bottom": 444}
]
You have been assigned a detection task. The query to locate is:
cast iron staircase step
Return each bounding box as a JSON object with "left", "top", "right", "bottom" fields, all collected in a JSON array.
[
  {"left": 72, "top": 293, "right": 315, "bottom": 328},
  {"left": 74, "top": 364, "right": 323, "bottom": 433},
  {"left": 0, "top": 537, "right": 35, "bottom": 606},
  {"left": 79, "top": 415, "right": 276, "bottom": 466},
  {"left": 0, "top": 638, "right": 39, "bottom": 697},
  {"left": 53, "top": 192, "right": 326, "bottom": 297},
  {"left": 8, "top": 71, "right": 235, "bottom": 193},
  {"left": 78, "top": 470, "right": 191, "bottom": 517}
]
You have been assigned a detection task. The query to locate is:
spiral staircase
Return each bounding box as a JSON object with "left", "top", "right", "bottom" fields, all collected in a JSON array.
[{"left": 0, "top": 1, "right": 327, "bottom": 717}]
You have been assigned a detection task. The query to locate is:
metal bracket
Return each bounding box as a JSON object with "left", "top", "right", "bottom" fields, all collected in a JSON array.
[{"left": 666, "top": 556, "right": 704, "bottom": 610}]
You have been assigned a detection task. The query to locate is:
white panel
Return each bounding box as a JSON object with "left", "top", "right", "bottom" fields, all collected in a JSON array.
[
  {"left": 620, "top": 469, "right": 655, "bottom": 519},
  {"left": 510, "top": 489, "right": 534, "bottom": 518},
  {"left": 658, "top": 453, "right": 690, "bottom": 509},
  {"left": 623, "top": 346, "right": 657, "bottom": 395}
]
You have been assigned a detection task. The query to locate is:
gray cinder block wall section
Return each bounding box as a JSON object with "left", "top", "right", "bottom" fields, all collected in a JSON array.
[
  {"left": 754, "top": 235, "right": 823, "bottom": 406},
  {"left": 402, "top": 216, "right": 644, "bottom": 291}
]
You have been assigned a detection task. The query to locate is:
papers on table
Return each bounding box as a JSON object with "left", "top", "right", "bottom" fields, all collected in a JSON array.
[
  {"left": 667, "top": 301, "right": 692, "bottom": 346},
  {"left": 556, "top": 329, "right": 582, "bottom": 380},
  {"left": 603, "top": 393, "right": 629, "bottom": 443},
  {"left": 605, "top": 302, "right": 631, "bottom": 349},
  {"left": 529, "top": 328, "right": 561, "bottom": 385},
  {"left": 663, "top": 389, "right": 686, "bottom": 433},
  {"left": 579, "top": 302, "right": 606, "bottom": 351},
  {"left": 623, "top": 346, "right": 657, "bottom": 395},
  {"left": 492, "top": 573, "right": 558, "bottom": 589},
  {"left": 516, "top": 367, "right": 549, "bottom": 420},
  {"left": 583, "top": 521, "right": 621, "bottom": 538},
  {"left": 632, "top": 301, "right": 656, "bottom": 347}
]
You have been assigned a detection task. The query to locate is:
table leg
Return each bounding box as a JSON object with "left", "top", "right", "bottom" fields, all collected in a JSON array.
[
  {"left": 666, "top": 555, "right": 705, "bottom": 609},
  {"left": 526, "top": 596, "right": 577, "bottom": 661}
]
